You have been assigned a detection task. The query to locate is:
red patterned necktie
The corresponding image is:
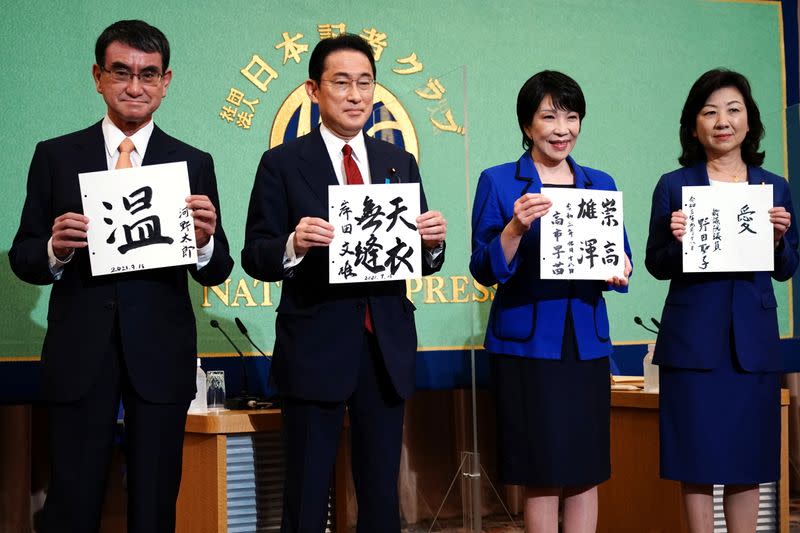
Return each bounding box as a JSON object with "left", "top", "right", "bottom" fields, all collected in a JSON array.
[
  {"left": 342, "top": 143, "right": 363, "bottom": 185},
  {"left": 342, "top": 144, "right": 374, "bottom": 333}
]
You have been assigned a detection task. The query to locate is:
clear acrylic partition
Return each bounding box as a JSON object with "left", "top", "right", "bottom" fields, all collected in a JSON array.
[
  {"left": 370, "top": 66, "right": 519, "bottom": 532},
  {"left": 361, "top": 93, "right": 799, "bottom": 532},
  {"left": 764, "top": 103, "right": 797, "bottom": 346}
]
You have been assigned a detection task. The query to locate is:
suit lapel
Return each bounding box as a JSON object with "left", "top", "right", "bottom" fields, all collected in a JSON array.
[
  {"left": 516, "top": 154, "right": 594, "bottom": 192},
  {"left": 746, "top": 166, "right": 778, "bottom": 206},
  {"left": 515, "top": 152, "right": 541, "bottom": 195},
  {"left": 75, "top": 121, "right": 110, "bottom": 174},
  {"left": 747, "top": 165, "right": 766, "bottom": 185},
  {"left": 141, "top": 125, "right": 176, "bottom": 166},
  {"left": 684, "top": 162, "right": 710, "bottom": 186},
  {"left": 136, "top": 125, "right": 198, "bottom": 195},
  {"left": 297, "top": 128, "right": 338, "bottom": 208},
  {"left": 570, "top": 156, "right": 593, "bottom": 189},
  {"left": 364, "top": 134, "right": 396, "bottom": 184}
]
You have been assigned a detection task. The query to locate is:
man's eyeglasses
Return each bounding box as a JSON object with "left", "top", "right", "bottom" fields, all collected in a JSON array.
[
  {"left": 320, "top": 77, "right": 376, "bottom": 94},
  {"left": 101, "top": 67, "right": 163, "bottom": 86}
]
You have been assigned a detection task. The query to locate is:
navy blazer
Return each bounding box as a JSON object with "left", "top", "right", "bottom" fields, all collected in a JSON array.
[
  {"left": 9, "top": 121, "right": 234, "bottom": 402},
  {"left": 470, "top": 152, "right": 631, "bottom": 360},
  {"left": 645, "top": 163, "right": 799, "bottom": 371},
  {"left": 241, "top": 128, "right": 444, "bottom": 402}
]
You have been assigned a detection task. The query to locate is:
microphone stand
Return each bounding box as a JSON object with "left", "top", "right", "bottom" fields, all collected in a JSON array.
[
  {"left": 235, "top": 317, "right": 278, "bottom": 406},
  {"left": 209, "top": 320, "right": 270, "bottom": 410},
  {"left": 633, "top": 316, "right": 659, "bottom": 335}
]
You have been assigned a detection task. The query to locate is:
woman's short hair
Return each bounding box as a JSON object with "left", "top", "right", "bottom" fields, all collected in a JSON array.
[
  {"left": 517, "top": 70, "right": 586, "bottom": 152},
  {"left": 678, "top": 68, "right": 765, "bottom": 167}
]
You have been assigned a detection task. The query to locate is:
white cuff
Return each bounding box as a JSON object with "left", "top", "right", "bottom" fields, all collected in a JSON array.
[
  {"left": 283, "top": 232, "right": 306, "bottom": 271},
  {"left": 196, "top": 236, "right": 215, "bottom": 270},
  {"left": 47, "top": 237, "right": 73, "bottom": 279}
]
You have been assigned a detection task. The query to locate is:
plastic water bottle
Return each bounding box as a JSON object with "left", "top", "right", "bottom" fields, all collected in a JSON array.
[
  {"left": 643, "top": 343, "right": 659, "bottom": 393},
  {"left": 188, "top": 358, "right": 207, "bottom": 413}
]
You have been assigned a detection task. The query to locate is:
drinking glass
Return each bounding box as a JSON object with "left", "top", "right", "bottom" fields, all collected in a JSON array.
[{"left": 206, "top": 370, "right": 226, "bottom": 411}]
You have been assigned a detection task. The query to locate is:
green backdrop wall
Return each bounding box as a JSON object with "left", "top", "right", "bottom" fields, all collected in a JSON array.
[{"left": 0, "top": 0, "right": 790, "bottom": 360}]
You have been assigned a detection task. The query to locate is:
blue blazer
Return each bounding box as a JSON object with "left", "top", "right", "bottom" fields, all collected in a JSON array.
[
  {"left": 470, "top": 152, "right": 631, "bottom": 360},
  {"left": 241, "top": 128, "right": 444, "bottom": 402},
  {"left": 645, "top": 163, "right": 799, "bottom": 371}
]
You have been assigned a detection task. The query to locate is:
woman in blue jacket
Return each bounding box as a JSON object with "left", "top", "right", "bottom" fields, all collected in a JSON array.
[
  {"left": 470, "top": 71, "right": 631, "bottom": 533},
  {"left": 646, "top": 69, "right": 798, "bottom": 532}
]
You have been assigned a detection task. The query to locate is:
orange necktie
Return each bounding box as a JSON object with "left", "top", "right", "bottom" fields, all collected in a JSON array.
[
  {"left": 116, "top": 138, "right": 135, "bottom": 169},
  {"left": 342, "top": 144, "right": 374, "bottom": 333}
]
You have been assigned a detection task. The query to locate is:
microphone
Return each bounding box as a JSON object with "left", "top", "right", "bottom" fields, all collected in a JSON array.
[
  {"left": 235, "top": 317, "right": 278, "bottom": 407},
  {"left": 651, "top": 318, "right": 661, "bottom": 331},
  {"left": 210, "top": 320, "right": 266, "bottom": 409},
  {"left": 235, "top": 317, "right": 270, "bottom": 359},
  {"left": 633, "top": 316, "right": 659, "bottom": 335},
  {"left": 210, "top": 319, "right": 248, "bottom": 393},
  {"left": 387, "top": 167, "right": 398, "bottom": 183}
]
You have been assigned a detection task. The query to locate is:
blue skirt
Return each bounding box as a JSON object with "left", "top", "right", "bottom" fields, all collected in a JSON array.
[{"left": 659, "top": 335, "right": 780, "bottom": 484}]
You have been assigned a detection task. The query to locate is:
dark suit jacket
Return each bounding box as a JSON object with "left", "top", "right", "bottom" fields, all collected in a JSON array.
[
  {"left": 9, "top": 121, "right": 234, "bottom": 403},
  {"left": 645, "top": 163, "right": 799, "bottom": 371},
  {"left": 241, "top": 128, "right": 444, "bottom": 402}
]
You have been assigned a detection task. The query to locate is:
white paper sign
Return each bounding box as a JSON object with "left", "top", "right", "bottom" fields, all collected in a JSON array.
[
  {"left": 79, "top": 162, "right": 197, "bottom": 276},
  {"left": 540, "top": 188, "right": 625, "bottom": 280},
  {"left": 329, "top": 183, "right": 421, "bottom": 284},
  {"left": 682, "top": 184, "right": 773, "bottom": 273}
]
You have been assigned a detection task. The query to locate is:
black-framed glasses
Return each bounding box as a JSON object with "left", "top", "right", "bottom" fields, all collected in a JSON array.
[
  {"left": 101, "top": 67, "right": 163, "bottom": 86},
  {"left": 320, "top": 77, "right": 376, "bottom": 94}
]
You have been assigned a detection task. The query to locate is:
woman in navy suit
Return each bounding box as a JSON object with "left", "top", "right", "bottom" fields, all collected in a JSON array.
[
  {"left": 470, "top": 71, "right": 631, "bottom": 533},
  {"left": 646, "top": 69, "right": 798, "bottom": 533}
]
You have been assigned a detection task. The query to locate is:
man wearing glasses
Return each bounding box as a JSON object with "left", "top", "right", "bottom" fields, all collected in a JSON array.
[
  {"left": 9, "top": 19, "right": 233, "bottom": 533},
  {"left": 242, "top": 34, "right": 447, "bottom": 532}
]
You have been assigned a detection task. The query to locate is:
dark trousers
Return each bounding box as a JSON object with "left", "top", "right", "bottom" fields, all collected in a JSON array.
[
  {"left": 42, "top": 322, "right": 190, "bottom": 533},
  {"left": 280, "top": 332, "right": 405, "bottom": 533}
]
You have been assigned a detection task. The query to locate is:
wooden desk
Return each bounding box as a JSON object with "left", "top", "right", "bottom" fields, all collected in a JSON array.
[
  {"left": 176, "top": 409, "right": 349, "bottom": 533},
  {"left": 598, "top": 389, "right": 789, "bottom": 533}
]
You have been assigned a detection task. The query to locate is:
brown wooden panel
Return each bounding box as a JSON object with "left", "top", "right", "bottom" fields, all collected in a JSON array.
[
  {"left": 176, "top": 433, "right": 226, "bottom": 533},
  {"left": 185, "top": 409, "right": 282, "bottom": 434},
  {"left": 179, "top": 410, "right": 350, "bottom": 532},
  {"left": 598, "top": 404, "right": 688, "bottom": 533}
]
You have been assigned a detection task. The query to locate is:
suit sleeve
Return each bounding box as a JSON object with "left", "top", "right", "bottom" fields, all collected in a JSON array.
[
  {"left": 773, "top": 178, "right": 799, "bottom": 282},
  {"left": 411, "top": 153, "right": 445, "bottom": 275},
  {"left": 9, "top": 142, "right": 59, "bottom": 286},
  {"left": 469, "top": 170, "right": 519, "bottom": 287},
  {"left": 241, "top": 151, "right": 292, "bottom": 282},
  {"left": 645, "top": 174, "right": 683, "bottom": 280},
  {"left": 189, "top": 153, "right": 233, "bottom": 286}
]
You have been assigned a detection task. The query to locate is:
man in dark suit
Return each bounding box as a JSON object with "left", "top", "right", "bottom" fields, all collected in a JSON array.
[
  {"left": 9, "top": 20, "right": 233, "bottom": 533},
  {"left": 242, "top": 34, "right": 447, "bottom": 533}
]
